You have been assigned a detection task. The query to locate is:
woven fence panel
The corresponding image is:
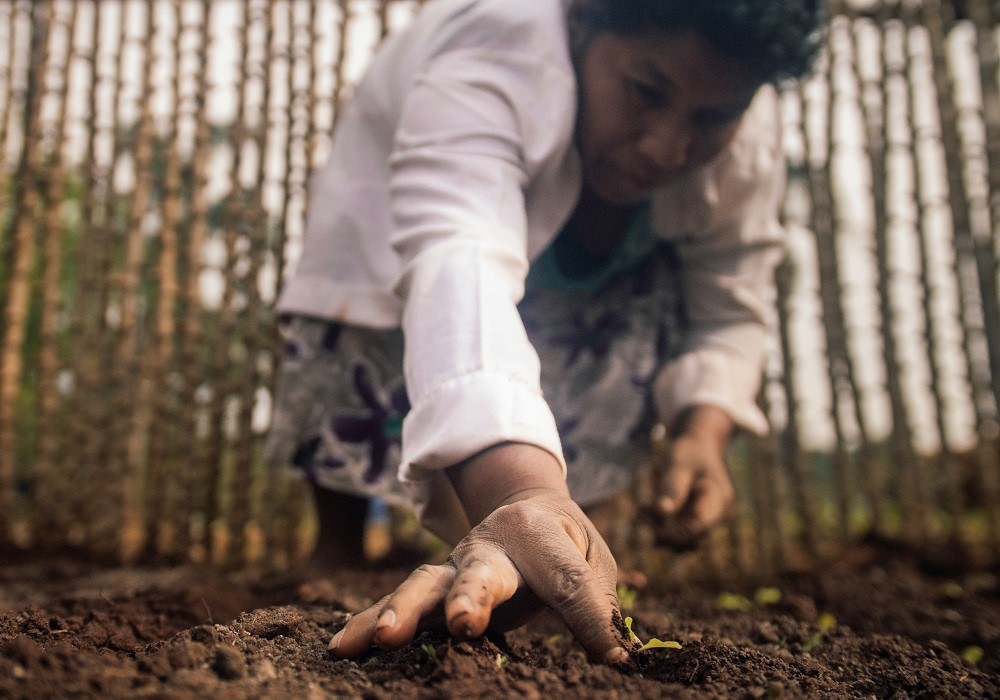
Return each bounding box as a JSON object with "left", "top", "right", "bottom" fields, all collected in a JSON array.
[{"left": 0, "top": 0, "right": 997, "bottom": 572}]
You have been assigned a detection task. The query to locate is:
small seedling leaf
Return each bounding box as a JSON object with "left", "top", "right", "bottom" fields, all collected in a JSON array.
[
  {"left": 495, "top": 653, "right": 509, "bottom": 669},
  {"left": 942, "top": 582, "right": 964, "bottom": 600},
  {"left": 817, "top": 613, "right": 837, "bottom": 632},
  {"left": 962, "top": 646, "right": 985, "bottom": 665},
  {"left": 638, "top": 638, "right": 682, "bottom": 652},
  {"left": 802, "top": 632, "right": 824, "bottom": 652},
  {"left": 546, "top": 634, "right": 563, "bottom": 645},
  {"left": 420, "top": 643, "right": 438, "bottom": 663},
  {"left": 624, "top": 616, "right": 641, "bottom": 645},
  {"left": 754, "top": 587, "right": 782, "bottom": 606},
  {"left": 717, "top": 592, "right": 752, "bottom": 612}
]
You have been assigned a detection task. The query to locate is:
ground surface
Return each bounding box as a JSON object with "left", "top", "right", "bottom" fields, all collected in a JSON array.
[{"left": 0, "top": 546, "right": 998, "bottom": 699}]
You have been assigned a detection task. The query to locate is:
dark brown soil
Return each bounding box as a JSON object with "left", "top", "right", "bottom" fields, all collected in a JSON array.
[{"left": 0, "top": 548, "right": 997, "bottom": 699}]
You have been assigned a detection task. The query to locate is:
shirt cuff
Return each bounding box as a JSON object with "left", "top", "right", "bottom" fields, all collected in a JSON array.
[
  {"left": 654, "top": 349, "right": 769, "bottom": 436},
  {"left": 398, "top": 370, "right": 566, "bottom": 537}
]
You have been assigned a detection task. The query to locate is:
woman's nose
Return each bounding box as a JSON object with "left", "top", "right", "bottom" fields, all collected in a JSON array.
[{"left": 637, "top": 117, "right": 692, "bottom": 174}]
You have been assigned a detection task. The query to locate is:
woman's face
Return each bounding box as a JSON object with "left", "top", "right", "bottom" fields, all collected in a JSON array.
[{"left": 573, "top": 26, "right": 762, "bottom": 206}]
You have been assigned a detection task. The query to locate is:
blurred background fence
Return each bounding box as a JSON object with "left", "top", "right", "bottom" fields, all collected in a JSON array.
[{"left": 0, "top": 0, "right": 998, "bottom": 574}]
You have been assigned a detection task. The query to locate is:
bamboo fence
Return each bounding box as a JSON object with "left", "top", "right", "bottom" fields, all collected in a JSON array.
[{"left": 0, "top": 0, "right": 998, "bottom": 574}]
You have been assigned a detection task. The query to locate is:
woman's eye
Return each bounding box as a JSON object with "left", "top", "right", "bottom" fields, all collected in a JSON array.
[{"left": 629, "top": 79, "right": 665, "bottom": 105}]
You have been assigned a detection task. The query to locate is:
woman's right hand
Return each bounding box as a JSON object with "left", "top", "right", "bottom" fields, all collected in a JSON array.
[{"left": 328, "top": 489, "right": 630, "bottom": 665}]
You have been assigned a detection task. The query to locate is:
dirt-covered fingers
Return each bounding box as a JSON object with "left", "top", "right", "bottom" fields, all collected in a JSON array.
[
  {"left": 444, "top": 546, "right": 521, "bottom": 640},
  {"left": 657, "top": 457, "right": 696, "bottom": 516},
  {"left": 328, "top": 564, "right": 456, "bottom": 657},
  {"left": 328, "top": 595, "right": 389, "bottom": 658},
  {"left": 683, "top": 471, "right": 734, "bottom": 537},
  {"left": 507, "top": 516, "right": 627, "bottom": 664},
  {"left": 653, "top": 469, "right": 734, "bottom": 549}
]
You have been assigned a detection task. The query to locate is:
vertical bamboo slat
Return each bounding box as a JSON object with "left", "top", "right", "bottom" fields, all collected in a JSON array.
[
  {"left": 774, "top": 258, "right": 822, "bottom": 561},
  {"left": 875, "top": 16, "right": 929, "bottom": 543},
  {"left": 0, "top": 0, "right": 52, "bottom": 547},
  {"left": 62, "top": 0, "right": 105, "bottom": 546},
  {"left": 142, "top": 0, "right": 186, "bottom": 559},
  {"left": 0, "top": 1, "right": 18, "bottom": 168},
  {"left": 809, "top": 23, "right": 858, "bottom": 542},
  {"left": 33, "top": 1, "right": 79, "bottom": 544},
  {"left": 108, "top": 0, "right": 157, "bottom": 558},
  {"left": 908, "top": 6, "right": 965, "bottom": 545},
  {"left": 173, "top": 0, "right": 213, "bottom": 562}
]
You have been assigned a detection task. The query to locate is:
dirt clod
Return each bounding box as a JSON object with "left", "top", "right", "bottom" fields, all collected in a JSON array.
[{"left": 211, "top": 643, "right": 247, "bottom": 680}]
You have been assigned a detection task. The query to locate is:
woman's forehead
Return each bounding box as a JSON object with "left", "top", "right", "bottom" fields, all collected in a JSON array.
[{"left": 596, "top": 29, "right": 762, "bottom": 106}]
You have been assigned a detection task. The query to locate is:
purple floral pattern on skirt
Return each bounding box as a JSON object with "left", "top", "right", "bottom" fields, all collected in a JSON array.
[{"left": 265, "top": 245, "right": 682, "bottom": 508}]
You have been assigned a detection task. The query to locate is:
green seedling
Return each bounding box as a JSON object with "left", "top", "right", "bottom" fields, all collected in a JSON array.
[
  {"left": 624, "top": 616, "right": 682, "bottom": 653},
  {"left": 754, "top": 587, "right": 782, "bottom": 606},
  {"left": 420, "top": 643, "right": 439, "bottom": 664},
  {"left": 617, "top": 584, "right": 638, "bottom": 612},
  {"left": 962, "top": 646, "right": 985, "bottom": 665},
  {"left": 495, "top": 653, "right": 509, "bottom": 669},
  {"left": 817, "top": 613, "right": 836, "bottom": 632},
  {"left": 802, "top": 613, "right": 837, "bottom": 652},
  {"left": 546, "top": 633, "right": 563, "bottom": 645},
  {"left": 717, "top": 592, "right": 752, "bottom": 612}
]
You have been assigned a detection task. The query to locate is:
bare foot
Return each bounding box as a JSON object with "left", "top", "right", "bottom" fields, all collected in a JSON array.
[{"left": 308, "top": 487, "right": 368, "bottom": 573}]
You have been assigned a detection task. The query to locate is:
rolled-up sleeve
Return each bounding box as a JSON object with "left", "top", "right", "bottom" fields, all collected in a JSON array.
[
  {"left": 388, "top": 49, "right": 574, "bottom": 520},
  {"left": 653, "top": 95, "right": 786, "bottom": 436}
]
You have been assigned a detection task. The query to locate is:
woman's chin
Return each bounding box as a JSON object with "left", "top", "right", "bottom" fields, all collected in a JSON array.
[{"left": 587, "top": 177, "right": 650, "bottom": 207}]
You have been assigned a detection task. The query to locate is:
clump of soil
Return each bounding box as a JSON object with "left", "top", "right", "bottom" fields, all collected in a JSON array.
[{"left": 0, "top": 551, "right": 997, "bottom": 698}]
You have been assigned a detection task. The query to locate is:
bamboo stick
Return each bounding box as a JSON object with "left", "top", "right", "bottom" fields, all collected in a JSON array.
[
  {"left": 799, "top": 55, "right": 854, "bottom": 545},
  {"left": 908, "top": 3, "right": 966, "bottom": 547},
  {"left": 750, "top": 386, "right": 787, "bottom": 575},
  {"left": 965, "top": 0, "right": 1000, "bottom": 558},
  {"left": 0, "top": 0, "right": 53, "bottom": 548},
  {"left": 172, "top": 0, "right": 213, "bottom": 562},
  {"left": 33, "top": 0, "right": 79, "bottom": 544},
  {"left": 262, "top": 0, "right": 291, "bottom": 568},
  {"left": 199, "top": 0, "right": 257, "bottom": 566},
  {"left": 775, "top": 256, "right": 822, "bottom": 562},
  {"left": 61, "top": 0, "right": 105, "bottom": 547},
  {"left": 848, "top": 14, "right": 894, "bottom": 535},
  {"left": 268, "top": 0, "right": 308, "bottom": 568},
  {"left": 876, "top": 17, "right": 930, "bottom": 543},
  {"left": 225, "top": 0, "right": 271, "bottom": 568},
  {"left": 228, "top": 0, "right": 277, "bottom": 568},
  {"left": 107, "top": 0, "right": 157, "bottom": 560},
  {"left": 140, "top": 0, "right": 187, "bottom": 560},
  {"left": 0, "top": 0, "right": 18, "bottom": 170},
  {"left": 82, "top": 1, "right": 132, "bottom": 552}
]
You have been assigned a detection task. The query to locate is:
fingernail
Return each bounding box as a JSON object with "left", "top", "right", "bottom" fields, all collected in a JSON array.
[
  {"left": 604, "top": 646, "right": 629, "bottom": 665},
  {"left": 328, "top": 630, "right": 344, "bottom": 651},
  {"left": 377, "top": 609, "right": 397, "bottom": 630},
  {"left": 452, "top": 594, "right": 474, "bottom": 615}
]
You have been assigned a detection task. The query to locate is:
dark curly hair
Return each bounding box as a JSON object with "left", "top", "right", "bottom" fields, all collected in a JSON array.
[{"left": 578, "top": 0, "right": 825, "bottom": 83}]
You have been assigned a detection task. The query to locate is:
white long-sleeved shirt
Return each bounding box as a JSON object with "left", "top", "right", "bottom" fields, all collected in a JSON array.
[{"left": 277, "top": 0, "right": 785, "bottom": 536}]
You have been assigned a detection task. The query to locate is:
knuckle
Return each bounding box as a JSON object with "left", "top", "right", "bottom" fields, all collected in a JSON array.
[
  {"left": 412, "top": 564, "right": 439, "bottom": 580},
  {"left": 547, "top": 564, "right": 587, "bottom": 608}
]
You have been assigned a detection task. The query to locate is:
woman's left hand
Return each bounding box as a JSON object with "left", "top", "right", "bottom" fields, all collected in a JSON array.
[{"left": 647, "top": 405, "right": 736, "bottom": 550}]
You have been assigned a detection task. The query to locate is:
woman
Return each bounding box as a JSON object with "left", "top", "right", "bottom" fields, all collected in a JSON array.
[{"left": 268, "top": 0, "right": 823, "bottom": 663}]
